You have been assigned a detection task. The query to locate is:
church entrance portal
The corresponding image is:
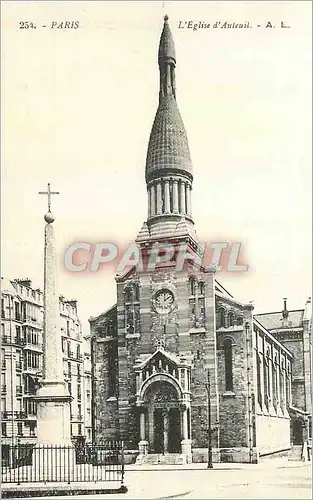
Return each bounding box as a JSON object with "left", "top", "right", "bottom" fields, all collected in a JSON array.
[{"left": 144, "top": 381, "right": 183, "bottom": 454}]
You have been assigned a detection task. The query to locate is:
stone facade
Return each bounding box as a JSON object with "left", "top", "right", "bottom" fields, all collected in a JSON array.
[{"left": 90, "top": 17, "right": 312, "bottom": 464}]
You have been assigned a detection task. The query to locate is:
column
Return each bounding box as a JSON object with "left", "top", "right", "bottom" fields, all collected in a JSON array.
[
  {"left": 181, "top": 406, "right": 192, "bottom": 462},
  {"left": 173, "top": 180, "right": 179, "bottom": 213},
  {"left": 140, "top": 411, "right": 145, "bottom": 441},
  {"left": 150, "top": 184, "right": 156, "bottom": 216},
  {"left": 186, "top": 184, "right": 191, "bottom": 216},
  {"left": 163, "top": 411, "right": 169, "bottom": 453},
  {"left": 156, "top": 181, "right": 162, "bottom": 215},
  {"left": 138, "top": 410, "right": 149, "bottom": 455},
  {"left": 164, "top": 180, "right": 170, "bottom": 213},
  {"left": 182, "top": 409, "right": 188, "bottom": 440},
  {"left": 180, "top": 181, "right": 186, "bottom": 214},
  {"left": 148, "top": 407, "right": 154, "bottom": 450}
]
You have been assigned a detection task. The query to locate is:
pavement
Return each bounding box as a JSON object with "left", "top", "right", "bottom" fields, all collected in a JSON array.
[{"left": 2, "top": 458, "right": 311, "bottom": 500}]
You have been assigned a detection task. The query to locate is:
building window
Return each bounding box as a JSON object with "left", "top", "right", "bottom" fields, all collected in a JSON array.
[
  {"left": 67, "top": 320, "right": 70, "bottom": 336},
  {"left": 124, "top": 282, "right": 140, "bottom": 335},
  {"left": 280, "top": 359, "right": 285, "bottom": 409},
  {"left": 78, "top": 424, "right": 82, "bottom": 436},
  {"left": 17, "top": 422, "right": 23, "bottom": 436},
  {"left": 68, "top": 382, "right": 72, "bottom": 396},
  {"left": 15, "top": 326, "right": 22, "bottom": 344},
  {"left": 15, "top": 303, "right": 21, "bottom": 321},
  {"left": 77, "top": 384, "right": 81, "bottom": 401},
  {"left": 189, "top": 277, "right": 205, "bottom": 328},
  {"left": 189, "top": 277, "right": 196, "bottom": 296},
  {"left": 272, "top": 355, "right": 278, "bottom": 409},
  {"left": 2, "top": 422, "right": 7, "bottom": 436},
  {"left": 237, "top": 316, "right": 244, "bottom": 326},
  {"left": 76, "top": 345, "right": 81, "bottom": 360},
  {"left": 1, "top": 299, "right": 5, "bottom": 319},
  {"left": 224, "top": 338, "right": 233, "bottom": 391},
  {"left": 198, "top": 281, "right": 205, "bottom": 296},
  {"left": 256, "top": 353, "right": 262, "bottom": 407},
  {"left": 108, "top": 341, "right": 117, "bottom": 397},
  {"left": 227, "top": 312, "right": 234, "bottom": 327},
  {"left": 219, "top": 308, "right": 226, "bottom": 328},
  {"left": 263, "top": 354, "right": 269, "bottom": 409},
  {"left": 286, "top": 365, "right": 291, "bottom": 407}
]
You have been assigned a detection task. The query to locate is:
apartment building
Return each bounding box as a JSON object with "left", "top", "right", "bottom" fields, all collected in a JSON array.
[{"left": 1, "top": 278, "right": 91, "bottom": 448}]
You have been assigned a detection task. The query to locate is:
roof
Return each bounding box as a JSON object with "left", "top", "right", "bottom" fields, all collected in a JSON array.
[
  {"left": 1, "top": 278, "right": 19, "bottom": 297},
  {"left": 145, "top": 95, "right": 193, "bottom": 182},
  {"left": 254, "top": 309, "right": 305, "bottom": 330}
]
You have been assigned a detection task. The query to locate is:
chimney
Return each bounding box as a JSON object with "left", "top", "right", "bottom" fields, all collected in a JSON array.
[
  {"left": 303, "top": 297, "right": 312, "bottom": 323},
  {"left": 15, "top": 278, "right": 32, "bottom": 288},
  {"left": 282, "top": 297, "right": 289, "bottom": 326}
]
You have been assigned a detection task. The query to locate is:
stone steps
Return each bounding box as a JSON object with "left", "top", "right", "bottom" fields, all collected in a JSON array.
[{"left": 136, "top": 453, "right": 186, "bottom": 465}]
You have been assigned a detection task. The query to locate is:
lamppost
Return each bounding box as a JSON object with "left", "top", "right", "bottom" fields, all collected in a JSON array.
[{"left": 205, "top": 369, "right": 213, "bottom": 469}]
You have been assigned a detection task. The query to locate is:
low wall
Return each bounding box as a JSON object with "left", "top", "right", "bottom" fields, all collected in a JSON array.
[{"left": 256, "top": 413, "right": 290, "bottom": 456}]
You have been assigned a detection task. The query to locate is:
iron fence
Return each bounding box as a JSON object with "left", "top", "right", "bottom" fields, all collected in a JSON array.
[{"left": 1, "top": 440, "right": 125, "bottom": 485}]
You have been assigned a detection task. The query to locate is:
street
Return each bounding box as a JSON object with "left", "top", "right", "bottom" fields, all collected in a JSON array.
[{"left": 21, "top": 460, "right": 311, "bottom": 500}]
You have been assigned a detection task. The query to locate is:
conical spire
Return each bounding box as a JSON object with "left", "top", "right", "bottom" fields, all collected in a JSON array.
[
  {"left": 158, "top": 15, "right": 176, "bottom": 66},
  {"left": 145, "top": 16, "right": 193, "bottom": 184}
]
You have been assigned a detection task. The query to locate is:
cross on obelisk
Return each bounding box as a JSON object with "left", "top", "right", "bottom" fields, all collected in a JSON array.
[{"left": 39, "top": 183, "right": 59, "bottom": 214}]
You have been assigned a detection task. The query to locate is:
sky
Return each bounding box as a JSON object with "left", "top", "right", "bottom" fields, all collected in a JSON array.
[{"left": 1, "top": 1, "right": 312, "bottom": 332}]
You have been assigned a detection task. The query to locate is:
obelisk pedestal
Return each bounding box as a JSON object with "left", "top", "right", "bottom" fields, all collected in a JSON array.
[{"left": 33, "top": 204, "right": 75, "bottom": 481}]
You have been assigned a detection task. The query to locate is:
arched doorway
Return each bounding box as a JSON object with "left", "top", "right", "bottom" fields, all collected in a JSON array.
[
  {"left": 292, "top": 419, "right": 304, "bottom": 445},
  {"left": 144, "top": 380, "right": 182, "bottom": 454}
]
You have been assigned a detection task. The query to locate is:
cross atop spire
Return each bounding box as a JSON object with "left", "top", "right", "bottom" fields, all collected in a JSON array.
[{"left": 39, "top": 183, "right": 59, "bottom": 223}]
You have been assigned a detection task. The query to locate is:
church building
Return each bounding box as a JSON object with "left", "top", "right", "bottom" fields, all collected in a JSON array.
[{"left": 90, "top": 16, "right": 312, "bottom": 464}]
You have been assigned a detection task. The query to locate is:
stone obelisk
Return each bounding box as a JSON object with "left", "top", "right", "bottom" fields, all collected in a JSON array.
[{"left": 35, "top": 184, "right": 72, "bottom": 446}]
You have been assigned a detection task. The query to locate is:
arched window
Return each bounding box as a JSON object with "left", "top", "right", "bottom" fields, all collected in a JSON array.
[
  {"left": 188, "top": 277, "right": 205, "bottom": 328},
  {"left": 134, "top": 283, "right": 140, "bottom": 302},
  {"left": 189, "top": 277, "right": 196, "bottom": 296},
  {"left": 286, "top": 364, "right": 291, "bottom": 407},
  {"left": 220, "top": 308, "right": 226, "bottom": 328},
  {"left": 224, "top": 338, "right": 233, "bottom": 391},
  {"left": 228, "top": 312, "right": 234, "bottom": 327},
  {"left": 124, "top": 282, "right": 140, "bottom": 335},
  {"left": 124, "top": 287, "right": 132, "bottom": 303},
  {"left": 236, "top": 316, "right": 244, "bottom": 326}
]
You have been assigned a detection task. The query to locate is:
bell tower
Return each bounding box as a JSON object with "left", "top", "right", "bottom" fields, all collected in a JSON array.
[
  {"left": 114, "top": 16, "right": 219, "bottom": 464},
  {"left": 136, "top": 15, "right": 198, "bottom": 246}
]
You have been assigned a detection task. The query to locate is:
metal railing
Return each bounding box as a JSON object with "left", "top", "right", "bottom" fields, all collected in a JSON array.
[
  {"left": 1, "top": 440, "right": 125, "bottom": 486},
  {"left": 1, "top": 336, "right": 26, "bottom": 347},
  {"left": 2, "top": 411, "right": 26, "bottom": 419}
]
